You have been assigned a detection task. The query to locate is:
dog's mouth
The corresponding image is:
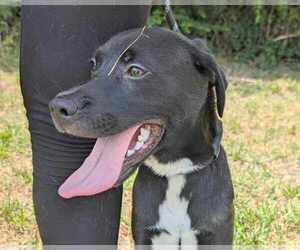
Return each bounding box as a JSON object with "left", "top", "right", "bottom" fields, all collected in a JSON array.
[
  {"left": 118, "top": 121, "right": 164, "bottom": 184},
  {"left": 58, "top": 119, "right": 165, "bottom": 199}
]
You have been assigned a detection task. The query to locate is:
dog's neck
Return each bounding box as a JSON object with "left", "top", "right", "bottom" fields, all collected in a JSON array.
[
  {"left": 184, "top": 114, "right": 214, "bottom": 163},
  {"left": 151, "top": 111, "right": 215, "bottom": 175}
]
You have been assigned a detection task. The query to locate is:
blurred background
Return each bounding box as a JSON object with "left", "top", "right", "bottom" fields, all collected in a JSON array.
[{"left": 0, "top": 5, "right": 299, "bottom": 247}]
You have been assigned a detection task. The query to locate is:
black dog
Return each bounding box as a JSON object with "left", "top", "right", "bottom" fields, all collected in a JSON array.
[{"left": 49, "top": 27, "right": 234, "bottom": 247}]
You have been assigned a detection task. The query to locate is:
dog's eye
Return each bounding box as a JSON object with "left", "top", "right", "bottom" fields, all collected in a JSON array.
[{"left": 127, "top": 65, "right": 146, "bottom": 78}]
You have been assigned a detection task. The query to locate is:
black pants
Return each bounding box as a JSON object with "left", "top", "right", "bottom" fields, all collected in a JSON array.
[{"left": 20, "top": 5, "right": 150, "bottom": 245}]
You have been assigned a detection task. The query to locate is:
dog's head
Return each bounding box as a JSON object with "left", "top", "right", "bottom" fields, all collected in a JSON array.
[{"left": 49, "top": 27, "right": 228, "bottom": 198}]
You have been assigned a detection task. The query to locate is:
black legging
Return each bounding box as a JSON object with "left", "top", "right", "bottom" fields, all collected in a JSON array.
[{"left": 20, "top": 5, "right": 150, "bottom": 245}]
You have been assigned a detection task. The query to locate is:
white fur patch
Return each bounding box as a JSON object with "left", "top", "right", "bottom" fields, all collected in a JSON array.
[
  {"left": 149, "top": 174, "right": 198, "bottom": 249},
  {"left": 145, "top": 156, "right": 205, "bottom": 177}
]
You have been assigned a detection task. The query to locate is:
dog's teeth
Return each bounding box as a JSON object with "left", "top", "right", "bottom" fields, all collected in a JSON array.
[
  {"left": 135, "top": 141, "right": 144, "bottom": 150},
  {"left": 140, "top": 128, "right": 150, "bottom": 141},
  {"left": 127, "top": 149, "right": 135, "bottom": 157},
  {"left": 143, "top": 133, "right": 150, "bottom": 141},
  {"left": 138, "top": 135, "right": 144, "bottom": 142}
]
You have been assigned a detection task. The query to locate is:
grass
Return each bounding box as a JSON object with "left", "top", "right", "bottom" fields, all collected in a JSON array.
[
  {"left": 222, "top": 59, "right": 300, "bottom": 245},
  {"left": 0, "top": 58, "right": 299, "bottom": 247}
]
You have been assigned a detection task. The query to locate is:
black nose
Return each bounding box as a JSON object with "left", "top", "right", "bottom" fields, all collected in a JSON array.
[{"left": 49, "top": 98, "right": 78, "bottom": 117}]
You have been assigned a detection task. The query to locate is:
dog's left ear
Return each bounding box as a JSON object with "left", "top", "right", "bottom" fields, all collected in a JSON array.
[{"left": 189, "top": 38, "right": 228, "bottom": 159}]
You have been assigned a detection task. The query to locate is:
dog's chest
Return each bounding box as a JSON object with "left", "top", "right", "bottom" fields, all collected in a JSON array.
[
  {"left": 151, "top": 174, "right": 197, "bottom": 247},
  {"left": 142, "top": 156, "right": 202, "bottom": 248}
]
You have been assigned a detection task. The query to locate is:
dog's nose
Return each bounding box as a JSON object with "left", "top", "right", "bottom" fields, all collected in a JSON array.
[{"left": 49, "top": 98, "right": 78, "bottom": 118}]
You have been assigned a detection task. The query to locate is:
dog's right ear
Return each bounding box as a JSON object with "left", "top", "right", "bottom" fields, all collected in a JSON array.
[{"left": 188, "top": 38, "right": 228, "bottom": 159}]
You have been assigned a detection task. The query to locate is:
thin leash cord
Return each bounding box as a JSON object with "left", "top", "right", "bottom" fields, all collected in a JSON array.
[
  {"left": 108, "top": 26, "right": 147, "bottom": 77},
  {"left": 164, "top": 0, "right": 181, "bottom": 33}
]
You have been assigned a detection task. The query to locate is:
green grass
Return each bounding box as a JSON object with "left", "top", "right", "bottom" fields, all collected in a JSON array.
[
  {"left": 1, "top": 198, "right": 27, "bottom": 231},
  {"left": 222, "top": 62, "right": 300, "bottom": 245},
  {"left": 0, "top": 60, "right": 299, "bottom": 246},
  {"left": 282, "top": 185, "right": 300, "bottom": 200}
]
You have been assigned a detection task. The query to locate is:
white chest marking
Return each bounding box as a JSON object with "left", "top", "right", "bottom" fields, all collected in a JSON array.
[
  {"left": 150, "top": 174, "right": 198, "bottom": 249},
  {"left": 145, "top": 156, "right": 206, "bottom": 177}
]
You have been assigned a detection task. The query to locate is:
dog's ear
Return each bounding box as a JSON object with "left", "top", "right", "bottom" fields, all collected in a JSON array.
[{"left": 189, "top": 38, "right": 228, "bottom": 159}]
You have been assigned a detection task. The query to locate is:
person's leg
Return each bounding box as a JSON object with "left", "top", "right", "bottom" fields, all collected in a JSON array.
[{"left": 20, "top": 5, "right": 150, "bottom": 245}]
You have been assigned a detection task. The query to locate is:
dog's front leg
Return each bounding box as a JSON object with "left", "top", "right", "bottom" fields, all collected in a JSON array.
[{"left": 132, "top": 165, "right": 169, "bottom": 248}]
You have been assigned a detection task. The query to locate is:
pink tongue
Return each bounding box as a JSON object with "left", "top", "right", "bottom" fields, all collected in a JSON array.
[{"left": 58, "top": 125, "right": 141, "bottom": 199}]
